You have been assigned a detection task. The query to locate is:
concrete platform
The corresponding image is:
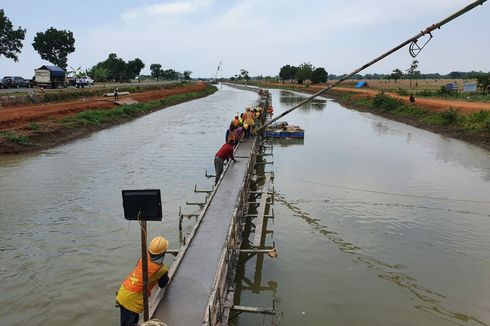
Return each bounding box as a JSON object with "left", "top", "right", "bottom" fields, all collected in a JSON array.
[{"left": 152, "top": 138, "right": 255, "bottom": 325}]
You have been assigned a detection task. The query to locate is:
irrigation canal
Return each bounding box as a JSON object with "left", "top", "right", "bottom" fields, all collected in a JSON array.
[{"left": 0, "top": 85, "right": 490, "bottom": 325}]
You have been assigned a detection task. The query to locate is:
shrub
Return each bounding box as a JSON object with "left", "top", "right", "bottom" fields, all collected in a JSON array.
[
  {"left": 28, "top": 122, "right": 39, "bottom": 130},
  {"left": 397, "top": 88, "right": 408, "bottom": 96},
  {"left": 418, "top": 90, "right": 434, "bottom": 97},
  {"left": 372, "top": 93, "right": 403, "bottom": 111},
  {"left": 440, "top": 108, "right": 461, "bottom": 125},
  {"left": 0, "top": 131, "right": 30, "bottom": 145}
]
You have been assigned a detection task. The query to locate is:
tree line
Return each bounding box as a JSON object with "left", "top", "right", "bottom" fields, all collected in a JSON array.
[
  {"left": 0, "top": 9, "right": 192, "bottom": 82},
  {"left": 278, "top": 63, "right": 328, "bottom": 84}
]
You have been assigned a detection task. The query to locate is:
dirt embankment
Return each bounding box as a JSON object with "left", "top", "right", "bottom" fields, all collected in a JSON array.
[{"left": 0, "top": 82, "right": 214, "bottom": 154}]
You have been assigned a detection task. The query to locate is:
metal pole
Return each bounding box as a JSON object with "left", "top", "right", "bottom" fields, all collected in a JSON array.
[
  {"left": 258, "top": 0, "right": 487, "bottom": 131},
  {"left": 140, "top": 220, "right": 150, "bottom": 322}
]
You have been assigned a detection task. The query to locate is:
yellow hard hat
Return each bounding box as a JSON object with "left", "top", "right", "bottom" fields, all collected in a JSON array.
[{"left": 149, "top": 236, "right": 169, "bottom": 255}]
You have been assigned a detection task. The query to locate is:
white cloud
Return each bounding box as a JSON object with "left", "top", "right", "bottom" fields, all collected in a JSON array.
[
  {"left": 2, "top": 0, "right": 487, "bottom": 78},
  {"left": 122, "top": 0, "right": 214, "bottom": 19}
]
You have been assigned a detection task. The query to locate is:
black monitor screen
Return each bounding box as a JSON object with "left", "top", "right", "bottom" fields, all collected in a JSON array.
[{"left": 122, "top": 189, "right": 162, "bottom": 221}]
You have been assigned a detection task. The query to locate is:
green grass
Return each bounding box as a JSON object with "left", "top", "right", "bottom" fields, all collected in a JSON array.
[
  {"left": 27, "top": 122, "right": 39, "bottom": 130},
  {"left": 0, "top": 131, "right": 30, "bottom": 145},
  {"left": 350, "top": 93, "right": 490, "bottom": 132}
]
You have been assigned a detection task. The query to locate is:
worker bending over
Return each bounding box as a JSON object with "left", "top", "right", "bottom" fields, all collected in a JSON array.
[
  {"left": 214, "top": 139, "right": 237, "bottom": 185},
  {"left": 116, "top": 236, "right": 170, "bottom": 326}
]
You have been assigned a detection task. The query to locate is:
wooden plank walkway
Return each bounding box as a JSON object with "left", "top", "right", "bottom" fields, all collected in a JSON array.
[{"left": 151, "top": 138, "right": 256, "bottom": 325}]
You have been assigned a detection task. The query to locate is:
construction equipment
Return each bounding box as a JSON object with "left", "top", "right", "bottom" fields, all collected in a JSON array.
[{"left": 211, "top": 61, "right": 222, "bottom": 84}]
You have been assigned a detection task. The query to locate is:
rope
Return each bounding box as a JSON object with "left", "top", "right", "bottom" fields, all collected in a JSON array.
[{"left": 281, "top": 176, "right": 490, "bottom": 204}]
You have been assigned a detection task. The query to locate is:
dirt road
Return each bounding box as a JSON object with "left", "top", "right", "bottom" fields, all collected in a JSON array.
[
  {"left": 0, "top": 83, "right": 207, "bottom": 130},
  {"left": 321, "top": 86, "right": 490, "bottom": 114}
]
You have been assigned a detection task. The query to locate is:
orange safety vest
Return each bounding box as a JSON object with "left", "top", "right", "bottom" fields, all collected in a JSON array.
[
  {"left": 244, "top": 111, "right": 254, "bottom": 125},
  {"left": 122, "top": 258, "right": 162, "bottom": 294}
]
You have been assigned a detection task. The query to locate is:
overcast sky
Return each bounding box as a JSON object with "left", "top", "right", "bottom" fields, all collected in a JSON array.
[{"left": 1, "top": 0, "right": 489, "bottom": 78}]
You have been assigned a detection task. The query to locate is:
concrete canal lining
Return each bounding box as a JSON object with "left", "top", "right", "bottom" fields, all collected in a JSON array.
[{"left": 151, "top": 137, "right": 255, "bottom": 325}]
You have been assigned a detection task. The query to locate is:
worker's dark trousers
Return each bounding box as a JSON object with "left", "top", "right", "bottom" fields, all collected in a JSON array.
[
  {"left": 214, "top": 156, "right": 224, "bottom": 185},
  {"left": 120, "top": 305, "right": 139, "bottom": 326}
]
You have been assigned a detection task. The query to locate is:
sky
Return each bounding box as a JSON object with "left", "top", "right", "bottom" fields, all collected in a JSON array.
[{"left": 1, "top": 0, "right": 489, "bottom": 79}]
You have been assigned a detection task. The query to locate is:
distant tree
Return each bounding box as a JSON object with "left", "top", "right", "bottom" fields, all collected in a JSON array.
[
  {"left": 449, "top": 71, "right": 463, "bottom": 79},
  {"left": 163, "top": 69, "right": 178, "bottom": 80},
  {"left": 240, "top": 69, "right": 250, "bottom": 81},
  {"left": 311, "top": 67, "right": 328, "bottom": 84},
  {"left": 183, "top": 70, "right": 192, "bottom": 80},
  {"left": 126, "top": 58, "right": 145, "bottom": 80},
  {"left": 32, "top": 27, "right": 75, "bottom": 69},
  {"left": 105, "top": 53, "right": 127, "bottom": 82},
  {"left": 296, "top": 62, "right": 314, "bottom": 84},
  {"left": 406, "top": 60, "right": 420, "bottom": 88},
  {"left": 390, "top": 69, "right": 403, "bottom": 83},
  {"left": 90, "top": 67, "right": 110, "bottom": 82},
  {"left": 88, "top": 53, "right": 130, "bottom": 82},
  {"left": 279, "top": 65, "right": 294, "bottom": 83},
  {"left": 0, "top": 10, "right": 26, "bottom": 62},
  {"left": 476, "top": 73, "right": 490, "bottom": 93},
  {"left": 150, "top": 63, "right": 163, "bottom": 81}
]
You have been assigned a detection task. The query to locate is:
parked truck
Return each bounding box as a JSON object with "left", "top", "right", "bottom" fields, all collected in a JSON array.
[{"left": 34, "top": 65, "right": 66, "bottom": 88}]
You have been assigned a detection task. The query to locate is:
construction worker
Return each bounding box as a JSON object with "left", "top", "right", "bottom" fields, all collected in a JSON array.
[
  {"left": 116, "top": 236, "right": 170, "bottom": 326},
  {"left": 232, "top": 114, "right": 240, "bottom": 128},
  {"left": 214, "top": 139, "right": 237, "bottom": 185},
  {"left": 235, "top": 125, "right": 245, "bottom": 144},
  {"left": 243, "top": 107, "right": 255, "bottom": 138},
  {"left": 225, "top": 122, "right": 237, "bottom": 144}
]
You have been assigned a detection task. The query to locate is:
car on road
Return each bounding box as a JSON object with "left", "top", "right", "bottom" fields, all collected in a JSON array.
[
  {"left": 2, "top": 76, "right": 13, "bottom": 88},
  {"left": 2, "top": 76, "right": 32, "bottom": 88},
  {"left": 74, "top": 76, "right": 95, "bottom": 88}
]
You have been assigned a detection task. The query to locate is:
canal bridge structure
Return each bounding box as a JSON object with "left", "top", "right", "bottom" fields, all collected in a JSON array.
[{"left": 149, "top": 88, "right": 276, "bottom": 325}]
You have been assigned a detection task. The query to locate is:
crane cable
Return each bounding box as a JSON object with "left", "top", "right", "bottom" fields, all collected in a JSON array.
[{"left": 258, "top": 0, "right": 487, "bottom": 131}]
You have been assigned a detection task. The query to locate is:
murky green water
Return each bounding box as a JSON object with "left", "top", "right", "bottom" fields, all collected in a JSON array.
[
  {"left": 234, "top": 89, "right": 490, "bottom": 326},
  {"left": 1, "top": 86, "right": 489, "bottom": 325}
]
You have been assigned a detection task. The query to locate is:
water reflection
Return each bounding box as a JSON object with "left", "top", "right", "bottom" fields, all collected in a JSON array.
[
  {"left": 272, "top": 138, "right": 304, "bottom": 147},
  {"left": 275, "top": 193, "right": 488, "bottom": 326},
  {"left": 279, "top": 90, "right": 327, "bottom": 111}
]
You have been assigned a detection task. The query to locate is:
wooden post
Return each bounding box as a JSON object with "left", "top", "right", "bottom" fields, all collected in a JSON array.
[{"left": 141, "top": 220, "right": 150, "bottom": 322}]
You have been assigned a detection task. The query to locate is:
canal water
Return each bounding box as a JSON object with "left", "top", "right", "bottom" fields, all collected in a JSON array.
[
  {"left": 0, "top": 86, "right": 258, "bottom": 325},
  {"left": 234, "top": 89, "right": 490, "bottom": 326},
  {"left": 1, "top": 85, "right": 489, "bottom": 325}
]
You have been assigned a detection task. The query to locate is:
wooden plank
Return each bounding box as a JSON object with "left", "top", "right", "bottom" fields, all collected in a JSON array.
[
  {"left": 232, "top": 305, "right": 275, "bottom": 315},
  {"left": 252, "top": 174, "right": 271, "bottom": 248}
]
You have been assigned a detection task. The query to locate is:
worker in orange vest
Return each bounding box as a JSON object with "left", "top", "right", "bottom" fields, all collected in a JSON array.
[
  {"left": 243, "top": 107, "right": 255, "bottom": 138},
  {"left": 116, "top": 236, "right": 170, "bottom": 326}
]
